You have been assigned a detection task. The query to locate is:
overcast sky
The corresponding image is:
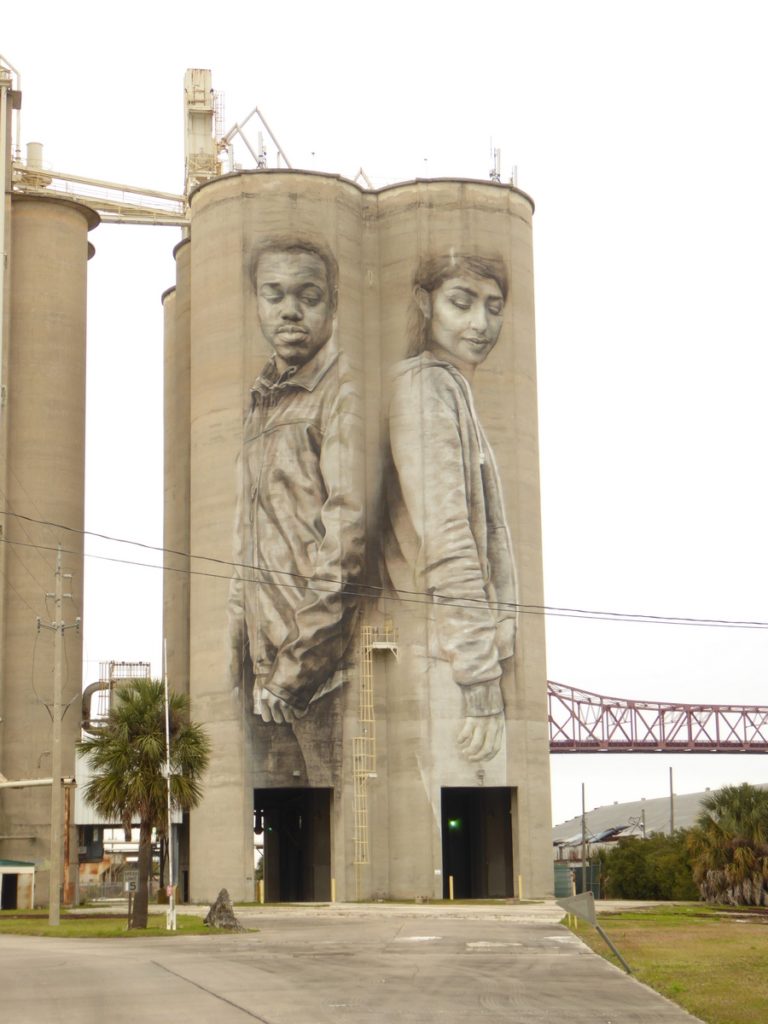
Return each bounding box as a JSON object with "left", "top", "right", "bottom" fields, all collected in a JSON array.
[{"left": 4, "top": 0, "right": 768, "bottom": 826}]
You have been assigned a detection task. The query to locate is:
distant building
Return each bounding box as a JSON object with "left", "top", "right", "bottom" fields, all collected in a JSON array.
[{"left": 552, "top": 783, "right": 768, "bottom": 861}]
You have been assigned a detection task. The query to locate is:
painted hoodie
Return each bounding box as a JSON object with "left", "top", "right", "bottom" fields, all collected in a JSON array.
[{"left": 382, "top": 352, "right": 517, "bottom": 715}]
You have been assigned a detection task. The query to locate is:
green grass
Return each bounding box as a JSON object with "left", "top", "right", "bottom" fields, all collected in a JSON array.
[
  {"left": 0, "top": 910, "right": 222, "bottom": 938},
  {"left": 569, "top": 904, "right": 768, "bottom": 1024}
]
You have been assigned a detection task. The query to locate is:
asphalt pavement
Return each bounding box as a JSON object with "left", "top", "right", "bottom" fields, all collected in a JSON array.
[{"left": 0, "top": 901, "right": 703, "bottom": 1023}]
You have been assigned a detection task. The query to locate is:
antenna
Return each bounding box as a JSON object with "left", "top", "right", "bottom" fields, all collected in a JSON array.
[{"left": 489, "top": 141, "right": 501, "bottom": 183}]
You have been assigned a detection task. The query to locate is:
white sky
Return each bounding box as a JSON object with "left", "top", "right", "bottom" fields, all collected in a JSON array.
[{"left": 4, "top": 0, "right": 768, "bottom": 826}]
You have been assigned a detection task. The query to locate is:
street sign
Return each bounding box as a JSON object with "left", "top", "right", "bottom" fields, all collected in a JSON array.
[
  {"left": 556, "top": 891, "right": 596, "bottom": 925},
  {"left": 557, "top": 891, "right": 632, "bottom": 973}
]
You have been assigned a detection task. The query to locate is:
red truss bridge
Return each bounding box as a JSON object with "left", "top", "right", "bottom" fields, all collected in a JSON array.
[{"left": 548, "top": 681, "right": 768, "bottom": 753}]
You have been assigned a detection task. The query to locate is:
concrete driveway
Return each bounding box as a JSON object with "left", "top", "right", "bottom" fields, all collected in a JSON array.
[{"left": 0, "top": 902, "right": 702, "bottom": 1023}]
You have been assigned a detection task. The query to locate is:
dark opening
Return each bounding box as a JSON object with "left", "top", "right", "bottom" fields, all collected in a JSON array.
[
  {"left": 78, "top": 825, "right": 104, "bottom": 863},
  {"left": 254, "top": 788, "right": 332, "bottom": 902},
  {"left": 441, "top": 787, "right": 513, "bottom": 899},
  {"left": 1, "top": 872, "right": 19, "bottom": 910}
]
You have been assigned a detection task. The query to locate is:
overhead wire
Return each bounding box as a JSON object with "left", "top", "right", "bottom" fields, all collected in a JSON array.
[
  {"left": 1, "top": 511, "right": 767, "bottom": 630},
  {"left": 0, "top": 505, "right": 56, "bottom": 599},
  {"left": 0, "top": 475, "right": 68, "bottom": 587}
]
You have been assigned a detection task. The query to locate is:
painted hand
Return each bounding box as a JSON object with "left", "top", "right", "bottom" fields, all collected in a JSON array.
[
  {"left": 457, "top": 713, "right": 504, "bottom": 762},
  {"left": 255, "top": 687, "right": 307, "bottom": 725}
]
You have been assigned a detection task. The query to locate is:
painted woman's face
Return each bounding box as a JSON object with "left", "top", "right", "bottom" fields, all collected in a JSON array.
[{"left": 423, "top": 274, "right": 505, "bottom": 372}]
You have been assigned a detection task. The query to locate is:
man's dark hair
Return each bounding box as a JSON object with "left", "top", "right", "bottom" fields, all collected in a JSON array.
[{"left": 250, "top": 236, "right": 338, "bottom": 308}]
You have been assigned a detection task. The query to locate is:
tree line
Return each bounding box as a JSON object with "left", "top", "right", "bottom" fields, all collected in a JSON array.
[{"left": 599, "top": 783, "right": 768, "bottom": 905}]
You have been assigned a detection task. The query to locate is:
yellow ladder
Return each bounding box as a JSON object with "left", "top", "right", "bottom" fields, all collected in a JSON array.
[{"left": 353, "top": 623, "right": 397, "bottom": 898}]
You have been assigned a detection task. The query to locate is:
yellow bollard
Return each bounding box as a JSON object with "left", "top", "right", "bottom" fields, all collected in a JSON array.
[
  {"left": 331, "top": 877, "right": 336, "bottom": 903},
  {"left": 449, "top": 875, "right": 454, "bottom": 900},
  {"left": 258, "top": 879, "right": 264, "bottom": 904},
  {"left": 517, "top": 874, "right": 523, "bottom": 901}
]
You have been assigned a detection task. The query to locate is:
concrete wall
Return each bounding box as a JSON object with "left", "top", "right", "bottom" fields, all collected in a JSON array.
[
  {"left": 166, "top": 171, "right": 551, "bottom": 902},
  {"left": 0, "top": 195, "right": 97, "bottom": 899}
]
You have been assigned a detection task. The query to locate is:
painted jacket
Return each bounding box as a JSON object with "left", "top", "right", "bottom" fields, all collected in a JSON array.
[
  {"left": 382, "top": 352, "right": 517, "bottom": 715},
  {"left": 228, "top": 340, "right": 365, "bottom": 711}
]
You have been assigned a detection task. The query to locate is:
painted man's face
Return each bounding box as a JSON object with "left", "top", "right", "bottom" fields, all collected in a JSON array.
[
  {"left": 255, "top": 251, "right": 335, "bottom": 372},
  {"left": 422, "top": 274, "right": 504, "bottom": 372}
]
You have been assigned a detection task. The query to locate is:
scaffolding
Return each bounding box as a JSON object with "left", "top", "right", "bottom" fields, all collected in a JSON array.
[
  {"left": 353, "top": 623, "right": 397, "bottom": 898},
  {"left": 9, "top": 68, "right": 293, "bottom": 226}
]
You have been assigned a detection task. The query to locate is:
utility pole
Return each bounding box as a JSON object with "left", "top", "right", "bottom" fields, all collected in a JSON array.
[
  {"left": 163, "top": 640, "right": 176, "bottom": 931},
  {"left": 581, "top": 783, "right": 588, "bottom": 894},
  {"left": 669, "top": 766, "right": 675, "bottom": 835},
  {"left": 39, "top": 547, "right": 79, "bottom": 926}
]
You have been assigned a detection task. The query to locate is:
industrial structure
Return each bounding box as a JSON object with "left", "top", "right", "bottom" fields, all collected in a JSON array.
[
  {"left": 2, "top": 63, "right": 767, "bottom": 909},
  {"left": 0, "top": 58, "right": 95, "bottom": 911},
  {"left": 162, "top": 71, "right": 552, "bottom": 903},
  {"left": 0, "top": 64, "right": 555, "bottom": 907}
]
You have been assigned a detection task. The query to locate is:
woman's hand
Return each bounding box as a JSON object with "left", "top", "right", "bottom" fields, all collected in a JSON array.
[{"left": 457, "top": 712, "right": 504, "bottom": 761}]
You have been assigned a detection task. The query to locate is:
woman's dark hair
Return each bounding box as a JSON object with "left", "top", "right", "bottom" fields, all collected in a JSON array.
[{"left": 407, "top": 251, "right": 508, "bottom": 356}]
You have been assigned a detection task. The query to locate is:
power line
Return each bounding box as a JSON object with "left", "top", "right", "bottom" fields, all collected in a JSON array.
[{"left": 1, "top": 521, "right": 767, "bottom": 630}]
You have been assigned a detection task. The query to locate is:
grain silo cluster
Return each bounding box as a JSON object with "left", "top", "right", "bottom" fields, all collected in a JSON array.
[{"left": 0, "top": 66, "right": 552, "bottom": 907}]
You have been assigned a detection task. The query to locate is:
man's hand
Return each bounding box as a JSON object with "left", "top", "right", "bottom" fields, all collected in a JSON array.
[
  {"left": 255, "top": 687, "right": 307, "bottom": 725},
  {"left": 457, "top": 712, "right": 504, "bottom": 762}
]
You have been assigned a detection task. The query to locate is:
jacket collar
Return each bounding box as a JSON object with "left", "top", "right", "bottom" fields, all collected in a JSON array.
[{"left": 251, "top": 338, "right": 340, "bottom": 404}]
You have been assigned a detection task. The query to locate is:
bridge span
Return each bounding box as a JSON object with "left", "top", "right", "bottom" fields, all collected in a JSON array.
[{"left": 548, "top": 681, "right": 768, "bottom": 753}]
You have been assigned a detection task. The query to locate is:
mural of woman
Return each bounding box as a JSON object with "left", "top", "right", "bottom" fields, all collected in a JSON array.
[{"left": 382, "top": 252, "right": 517, "bottom": 764}]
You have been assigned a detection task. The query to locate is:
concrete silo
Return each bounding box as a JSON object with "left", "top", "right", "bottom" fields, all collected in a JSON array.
[
  {"left": 162, "top": 238, "right": 192, "bottom": 699},
  {"left": 163, "top": 169, "right": 551, "bottom": 903},
  {"left": 0, "top": 191, "right": 98, "bottom": 904}
]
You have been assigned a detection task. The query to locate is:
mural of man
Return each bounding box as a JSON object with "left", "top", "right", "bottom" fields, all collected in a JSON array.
[
  {"left": 382, "top": 252, "right": 517, "bottom": 764},
  {"left": 228, "top": 238, "right": 365, "bottom": 737}
]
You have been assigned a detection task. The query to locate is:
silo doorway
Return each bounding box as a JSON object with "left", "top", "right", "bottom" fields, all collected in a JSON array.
[
  {"left": 441, "top": 787, "right": 514, "bottom": 899},
  {"left": 254, "top": 788, "right": 332, "bottom": 902},
  {"left": 1, "top": 872, "right": 18, "bottom": 910}
]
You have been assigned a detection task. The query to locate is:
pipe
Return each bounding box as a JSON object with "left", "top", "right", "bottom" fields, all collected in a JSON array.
[
  {"left": 0, "top": 777, "right": 75, "bottom": 789},
  {"left": 81, "top": 680, "right": 110, "bottom": 731},
  {"left": 63, "top": 783, "right": 74, "bottom": 906},
  {"left": 0, "top": 55, "right": 20, "bottom": 158},
  {"left": 0, "top": 55, "right": 20, "bottom": 409},
  {"left": 82, "top": 675, "right": 143, "bottom": 732},
  {"left": 0, "top": 66, "right": 9, "bottom": 404}
]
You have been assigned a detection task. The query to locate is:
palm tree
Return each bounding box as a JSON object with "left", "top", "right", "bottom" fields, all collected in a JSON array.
[
  {"left": 78, "top": 678, "right": 210, "bottom": 928},
  {"left": 687, "top": 783, "right": 768, "bottom": 906}
]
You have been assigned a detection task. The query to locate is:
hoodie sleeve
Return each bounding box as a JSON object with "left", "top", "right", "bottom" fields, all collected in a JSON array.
[{"left": 388, "top": 365, "right": 503, "bottom": 713}]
